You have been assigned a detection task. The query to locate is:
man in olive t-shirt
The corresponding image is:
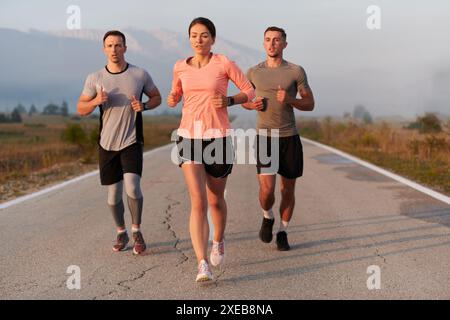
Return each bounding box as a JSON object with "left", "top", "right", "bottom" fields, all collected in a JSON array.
[{"left": 243, "top": 26, "right": 315, "bottom": 251}]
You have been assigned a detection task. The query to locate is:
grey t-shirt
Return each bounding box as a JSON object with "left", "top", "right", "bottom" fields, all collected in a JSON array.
[
  {"left": 246, "top": 60, "right": 309, "bottom": 137},
  {"left": 82, "top": 64, "right": 156, "bottom": 151}
]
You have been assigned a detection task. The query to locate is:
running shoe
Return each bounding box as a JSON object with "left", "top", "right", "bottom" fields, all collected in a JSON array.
[
  {"left": 210, "top": 240, "right": 225, "bottom": 267},
  {"left": 196, "top": 259, "right": 213, "bottom": 282},
  {"left": 259, "top": 217, "right": 274, "bottom": 243},
  {"left": 276, "top": 231, "right": 290, "bottom": 251},
  {"left": 112, "top": 231, "right": 129, "bottom": 252},
  {"left": 132, "top": 231, "right": 146, "bottom": 255}
]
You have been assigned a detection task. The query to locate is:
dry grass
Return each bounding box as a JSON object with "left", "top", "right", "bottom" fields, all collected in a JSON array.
[
  {"left": 0, "top": 119, "right": 80, "bottom": 182},
  {"left": 298, "top": 117, "right": 450, "bottom": 195},
  {"left": 0, "top": 114, "right": 180, "bottom": 201}
]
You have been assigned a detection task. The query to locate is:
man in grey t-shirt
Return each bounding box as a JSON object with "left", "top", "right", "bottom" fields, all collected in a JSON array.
[
  {"left": 243, "top": 26, "right": 315, "bottom": 251},
  {"left": 77, "top": 30, "right": 162, "bottom": 255}
]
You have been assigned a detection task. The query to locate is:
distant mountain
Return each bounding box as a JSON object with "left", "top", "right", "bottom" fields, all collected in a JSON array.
[{"left": 0, "top": 28, "right": 263, "bottom": 113}]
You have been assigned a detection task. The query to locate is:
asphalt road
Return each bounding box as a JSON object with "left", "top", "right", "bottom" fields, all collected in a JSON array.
[{"left": 1, "top": 115, "right": 449, "bottom": 299}]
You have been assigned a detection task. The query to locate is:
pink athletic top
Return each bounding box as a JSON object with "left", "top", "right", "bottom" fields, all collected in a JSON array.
[{"left": 171, "top": 54, "right": 255, "bottom": 139}]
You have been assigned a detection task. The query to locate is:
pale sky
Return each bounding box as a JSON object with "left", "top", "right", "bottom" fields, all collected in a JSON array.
[{"left": 1, "top": 0, "right": 450, "bottom": 117}]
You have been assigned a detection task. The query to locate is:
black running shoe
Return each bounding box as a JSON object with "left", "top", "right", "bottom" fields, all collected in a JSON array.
[
  {"left": 276, "top": 231, "right": 290, "bottom": 251},
  {"left": 259, "top": 217, "right": 274, "bottom": 243}
]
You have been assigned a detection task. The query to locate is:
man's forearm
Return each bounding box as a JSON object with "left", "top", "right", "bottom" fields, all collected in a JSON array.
[
  {"left": 286, "top": 97, "right": 315, "bottom": 111},
  {"left": 144, "top": 95, "right": 162, "bottom": 110},
  {"left": 231, "top": 92, "right": 250, "bottom": 106},
  {"left": 77, "top": 100, "right": 98, "bottom": 116}
]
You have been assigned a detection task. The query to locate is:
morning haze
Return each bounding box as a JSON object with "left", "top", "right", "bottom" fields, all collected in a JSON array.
[{"left": 1, "top": 0, "right": 449, "bottom": 118}]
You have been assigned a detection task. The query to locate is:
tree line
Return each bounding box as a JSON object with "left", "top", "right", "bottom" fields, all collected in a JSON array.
[{"left": 0, "top": 101, "right": 70, "bottom": 123}]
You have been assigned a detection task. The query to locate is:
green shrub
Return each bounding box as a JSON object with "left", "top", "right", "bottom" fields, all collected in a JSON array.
[
  {"left": 408, "top": 113, "right": 442, "bottom": 134},
  {"left": 61, "top": 124, "right": 87, "bottom": 146}
]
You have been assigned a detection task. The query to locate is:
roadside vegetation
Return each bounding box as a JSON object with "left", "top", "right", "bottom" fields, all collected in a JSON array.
[
  {"left": 0, "top": 110, "right": 180, "bottom": 201},
  {"left": 298, "top": 111, "right": 450, "bottom": 195}
]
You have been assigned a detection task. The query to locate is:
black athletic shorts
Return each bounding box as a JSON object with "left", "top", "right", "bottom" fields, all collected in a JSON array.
[
  {"left": 255, "top": 134, "right": 303, "bottom": 179},
  {"left": 176, "top": 136, "right": 234, "bottom": 178},
  {"left": 98, "top": 143, "right": 143, "bottom": 185}
]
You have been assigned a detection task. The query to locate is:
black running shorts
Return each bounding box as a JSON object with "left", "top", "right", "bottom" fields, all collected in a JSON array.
[
  {"left": 255, "top": 134, "right": 303, "bottom": 179},
  {"left": 98, "top": 143, "right": 143, "bottom": 185},
  {"left": 176, "top": 136, "right": 234, "bottom": 178}
]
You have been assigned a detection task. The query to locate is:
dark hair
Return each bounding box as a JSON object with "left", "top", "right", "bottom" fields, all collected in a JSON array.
[
  {"left": 188, "top": 17, "right": 216, "bottom": 39},
  {"left": 103, "top": 30, "right": 126, "bottom": 46},
  {"left": 264, "top": 26, "right": 287, "bottom": 40}
]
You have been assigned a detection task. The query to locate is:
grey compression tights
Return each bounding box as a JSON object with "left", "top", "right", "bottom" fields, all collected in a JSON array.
[{"left": 107, "top": 173, "right": 143, "bottom": 228}]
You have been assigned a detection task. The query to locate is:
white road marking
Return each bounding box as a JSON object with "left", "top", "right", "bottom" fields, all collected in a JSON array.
[
  {"left": 302, "top": 137, "right": 450, "bottom": 205},
  {"left": 4, "top": 135, "right": 446, "bottom": 212},
  {"left": 0, "top": 143, "right": 173, "bottom": 210}
]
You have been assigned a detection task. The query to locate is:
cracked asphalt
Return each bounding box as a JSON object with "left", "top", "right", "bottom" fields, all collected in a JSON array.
[{"left": 0, "top": 115, "right": 449, "bottom": 299}]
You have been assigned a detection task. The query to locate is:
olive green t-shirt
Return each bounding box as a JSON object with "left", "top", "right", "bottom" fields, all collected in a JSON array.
[{"left": 246, "top": 60, "right": 309, "bottom": 137}]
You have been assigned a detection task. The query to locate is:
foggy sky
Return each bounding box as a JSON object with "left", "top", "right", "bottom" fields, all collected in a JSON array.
[{"left": 1, "top": 0, "right": 449, "bottom": 117}]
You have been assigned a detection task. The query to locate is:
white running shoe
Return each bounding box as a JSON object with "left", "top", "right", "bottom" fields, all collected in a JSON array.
[
  {"left": 210, "top": 240, "right": 225, "bottom": 267},
  {"left": 196, "top": 259, "right": 213, "bottom": 282}
]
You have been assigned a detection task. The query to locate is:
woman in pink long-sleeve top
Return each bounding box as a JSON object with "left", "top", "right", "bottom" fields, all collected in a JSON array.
[{"left": 167, "top": 17, "right": 255, "bottom": 282}]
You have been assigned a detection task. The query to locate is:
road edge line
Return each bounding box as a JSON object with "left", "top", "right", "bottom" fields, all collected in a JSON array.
[
  {"left": 0, "top": 143, "right": 173, "bottom": 210},
  {"left": 301, "top": 137, "right": 450, "bottom": 205}
]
